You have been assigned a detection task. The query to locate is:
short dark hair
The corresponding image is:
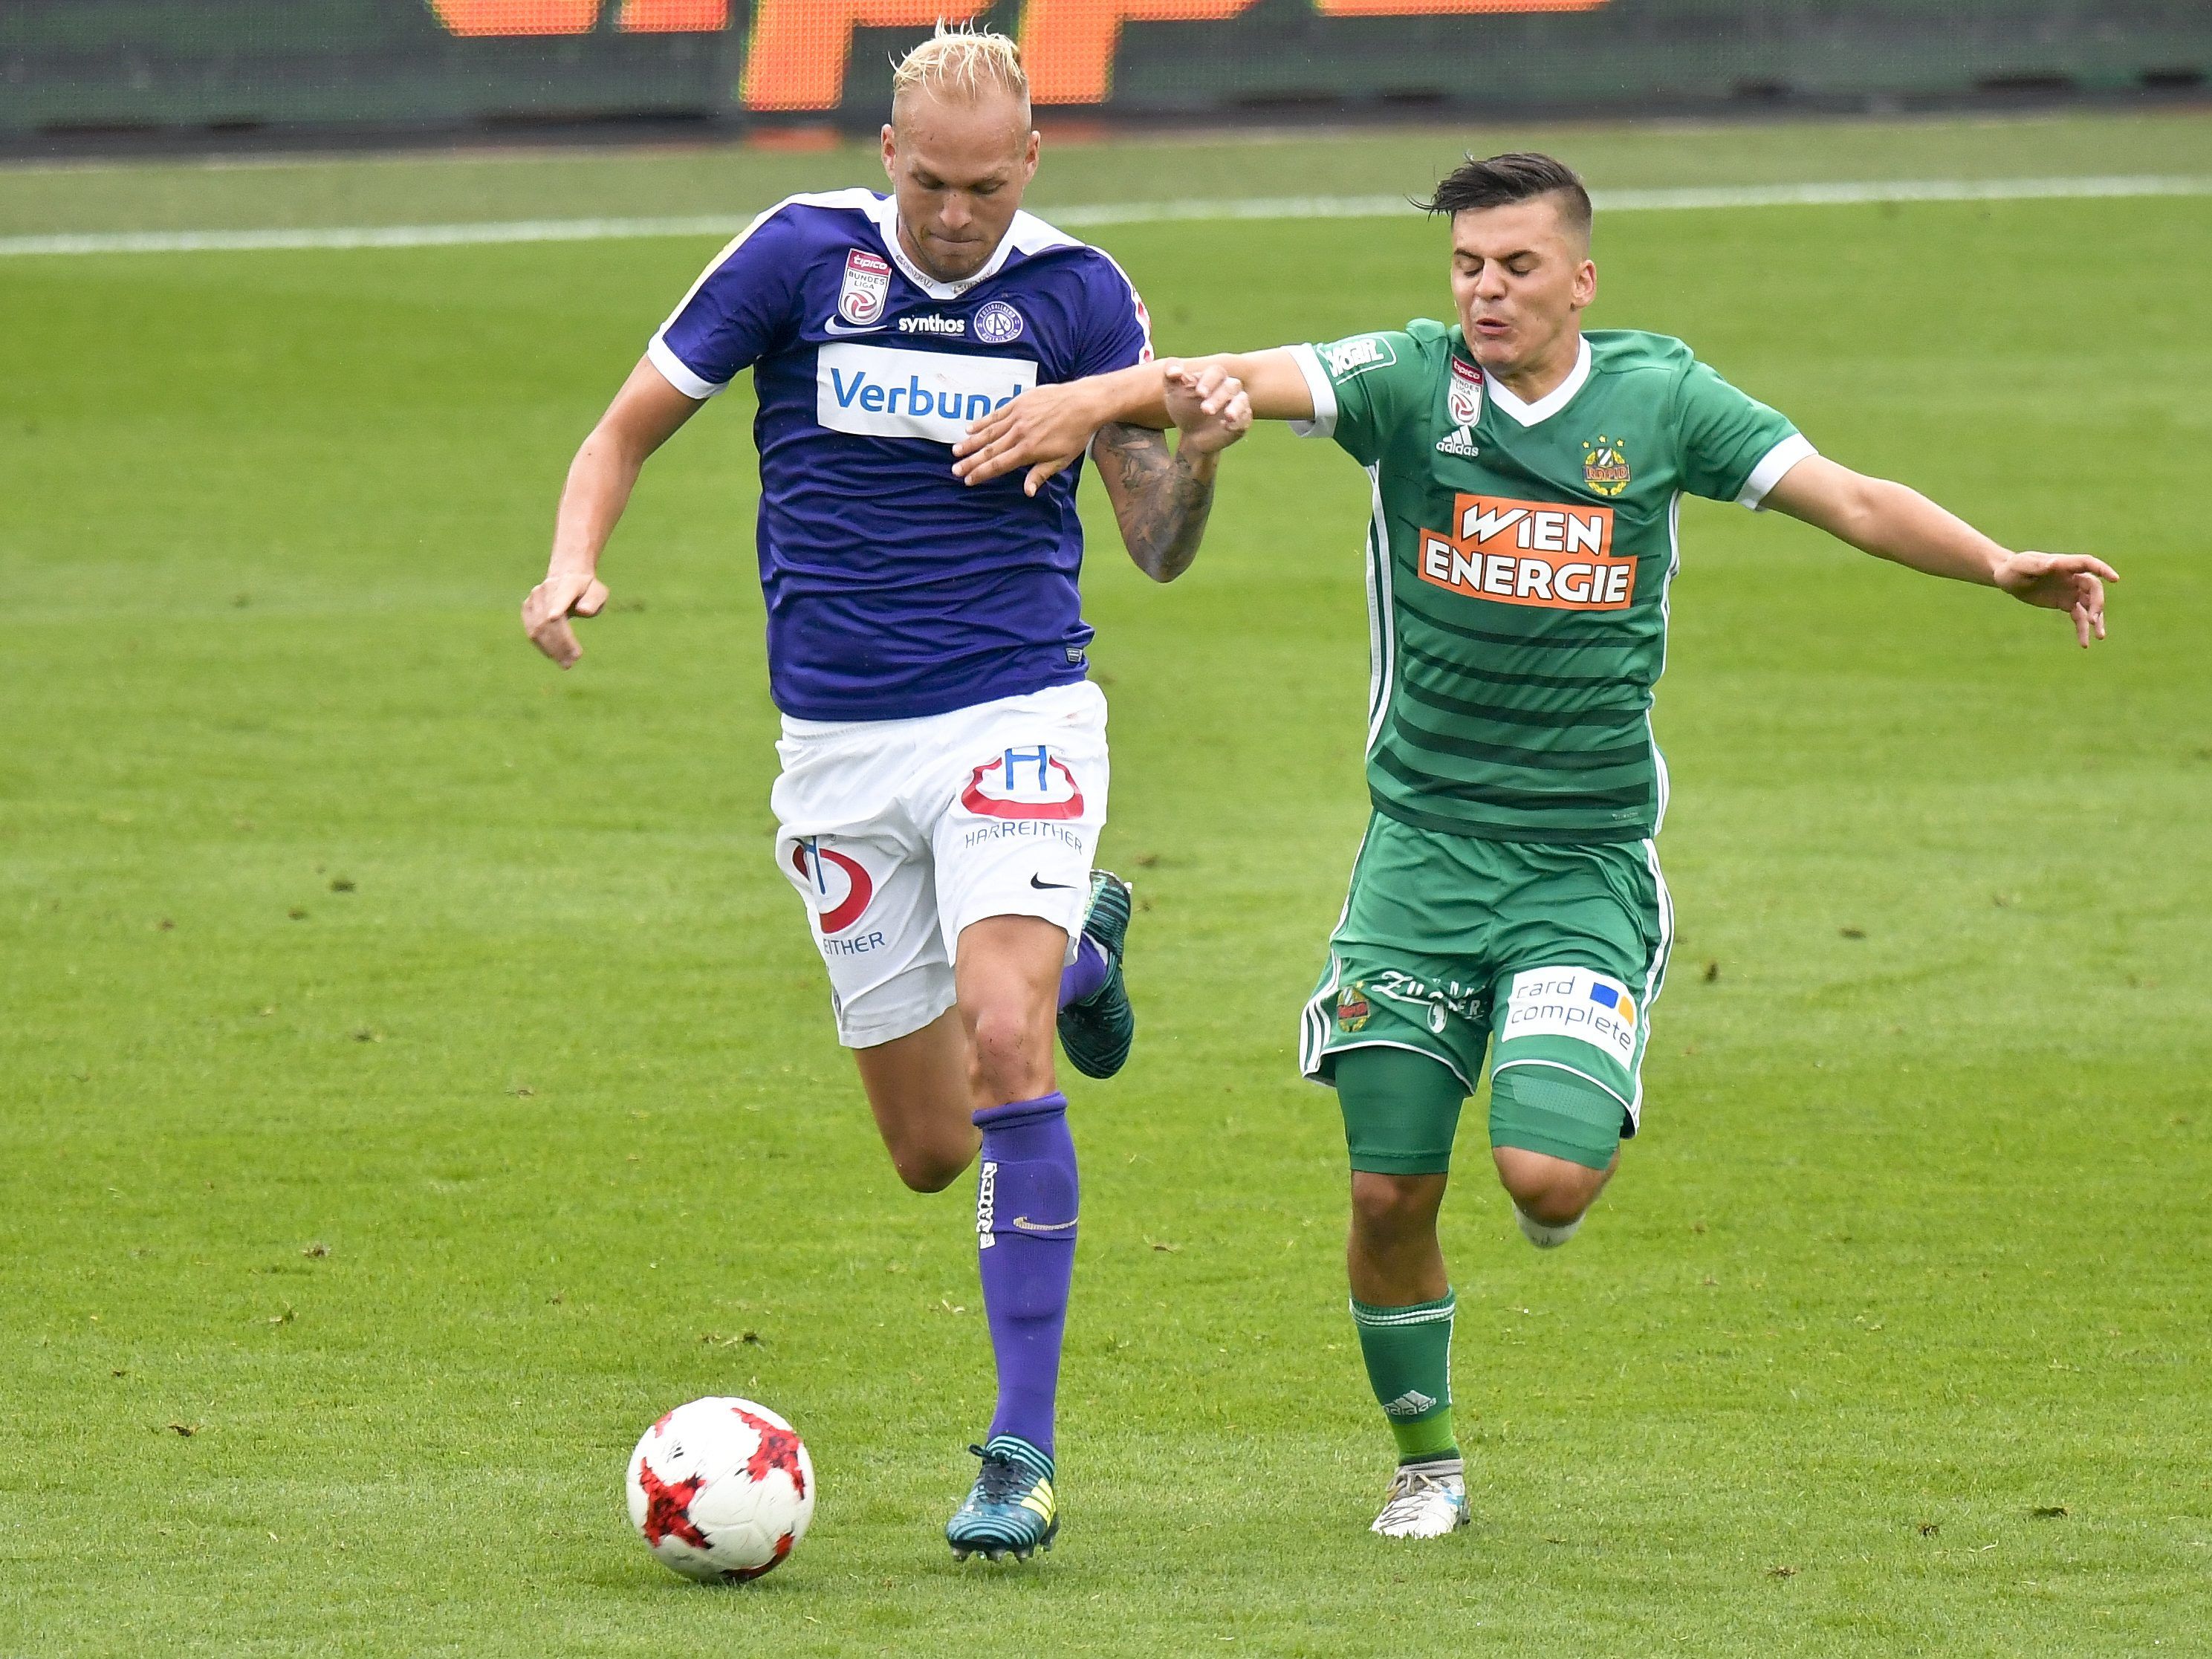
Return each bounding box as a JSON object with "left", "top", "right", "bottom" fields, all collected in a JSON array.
[{"left": 1416, "top": 152, "right": 1592, "bottom": 238}]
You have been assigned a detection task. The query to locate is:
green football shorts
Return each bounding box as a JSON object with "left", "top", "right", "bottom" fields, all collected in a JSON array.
[{"left": 1299, "top": 811, "right": 1673, "bottom": 1174}]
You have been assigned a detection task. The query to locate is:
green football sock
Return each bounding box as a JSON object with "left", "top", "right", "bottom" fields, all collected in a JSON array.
[{"left": 1349, "top": 1290, "right": 1459, "bottom": 1463}]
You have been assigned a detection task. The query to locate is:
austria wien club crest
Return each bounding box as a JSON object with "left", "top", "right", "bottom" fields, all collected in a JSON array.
[
  {"left": 837, "top": 248, "right": 892, "bottom": 326},
  {"left": 973, "top": 300, "right": 1025, "bottom": 345}
]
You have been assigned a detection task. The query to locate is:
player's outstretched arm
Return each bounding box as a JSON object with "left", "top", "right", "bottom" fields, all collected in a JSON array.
[
  {"left": 1764, "top": 455, "right": 2119, "bottom": 648},
  {"left": 1089, "top": 364, "right": 1254, "bottom": 582},
  {"left": 953, "top": 349, "right": 1313, "bottom": 496},
  {"left": 522, "top": 358, "right": 701, "bottom": 668}
]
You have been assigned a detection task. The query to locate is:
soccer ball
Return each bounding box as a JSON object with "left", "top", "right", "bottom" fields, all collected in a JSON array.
[{"left": 626, "top": 1397, "right": 816, "bottom": 1583}]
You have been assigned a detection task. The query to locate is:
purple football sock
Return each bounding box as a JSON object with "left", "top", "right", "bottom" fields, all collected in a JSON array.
[
  {"left": 973, "top": 1092, "right": 1079, "bottom": 1459},
  {"left": 1057, "top": 933, "right": 1109, "bottom": 1010}
]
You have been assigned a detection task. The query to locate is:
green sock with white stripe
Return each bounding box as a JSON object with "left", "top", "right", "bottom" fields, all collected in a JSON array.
[{"left": 1349, "top": 1290, "right": 1459, "bottom": 1464}]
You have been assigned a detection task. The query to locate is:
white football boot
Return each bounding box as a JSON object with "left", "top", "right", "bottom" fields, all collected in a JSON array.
[
  {"left": 1369, "top": 1459, "right": 1470, "bottom": 1539},
  {"left": 1514, "top": 1204, "right": 1583, "bottom": 1250}
]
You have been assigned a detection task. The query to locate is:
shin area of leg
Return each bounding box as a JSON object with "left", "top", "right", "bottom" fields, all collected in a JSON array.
[
  {"left": 973, "top": 1093, "right": 1079, "bottom": 1458},
  {"left": 1334, "top": 1048, "right": 1464, "bottom": 1466},
  {"left": 954, "top": 914, "right": 1068, "bottom": 1108}
]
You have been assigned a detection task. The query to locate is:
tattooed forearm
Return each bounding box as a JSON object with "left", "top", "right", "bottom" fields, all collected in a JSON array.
[{"left": 1094, "top": 421, "right": 1219, "bottom": 582}]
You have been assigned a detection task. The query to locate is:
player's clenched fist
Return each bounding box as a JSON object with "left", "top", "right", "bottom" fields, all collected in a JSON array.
[
  {"left": 1165, "top": 363, "right": 1252, "bottom": 455},
  {"left": 522, "top": 568, "right": 610, "bottom": 669}
]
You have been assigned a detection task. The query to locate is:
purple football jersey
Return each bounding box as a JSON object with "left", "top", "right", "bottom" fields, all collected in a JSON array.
[{"left": 649, "top": 189, "right": 1152, "bottom": 721}]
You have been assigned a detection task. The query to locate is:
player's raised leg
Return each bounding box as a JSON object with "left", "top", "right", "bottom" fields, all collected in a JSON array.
[
  {"left": 1485, "top": 1014, "right": 1631, "bottom": 1247},
  {"left": 1485, "top": 848, "right": 1666, "bottom": 1247}
]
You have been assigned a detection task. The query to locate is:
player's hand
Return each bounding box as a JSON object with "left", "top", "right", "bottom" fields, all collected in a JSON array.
[
  {"left": 953, "top": 380, "right": 1112, "bottom": 496},
  {"left": 1164, "top": 363, "right": 1251, "bottom": 457},
  {"left": 1994, "top": 551, "right": 2118, "bottom": 647},
  {"left": 522, "top": 568, "right": 610, "bottom": 668}
]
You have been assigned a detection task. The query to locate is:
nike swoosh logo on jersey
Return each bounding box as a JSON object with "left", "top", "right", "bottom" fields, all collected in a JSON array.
[
  {"left": 1028, "top": 874, "right": 1075, "bottom": 891},
  {"left": 823, "top": 316, "right": 889, "bottom": 336},
  {"left": 1011, "top": 1215, "right": 1077, "bottom": 1232}
]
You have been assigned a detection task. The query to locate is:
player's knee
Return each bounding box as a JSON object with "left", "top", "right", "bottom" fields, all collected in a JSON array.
[
  {"left": 888, "top": 1139, "right": 971, "bottom": 1193},
  {"left": 878, "top": 1106, "right": 977, "bottom": 1193},
  {"left": 966, "top": 1003, "right": 1054, "bottom": 1102},
  {"left": 1492, "top": 1144, "right": 1612, "bottom": 1225},
  {"left": 1349, "top": 1171, "right": 1444, "bottom": 1246},
  {"left": 1487, "top": 1065, "right": 1624, "bottom": 1223}
]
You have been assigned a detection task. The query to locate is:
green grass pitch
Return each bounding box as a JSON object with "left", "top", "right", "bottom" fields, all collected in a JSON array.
[{"left": 1, "top": 114, "right": 2208, "bottom": 1655}]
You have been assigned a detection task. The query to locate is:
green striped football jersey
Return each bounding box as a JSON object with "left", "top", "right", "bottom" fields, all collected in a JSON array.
[{"left": 1290, "top": 324, "right": 1811, "bottom": 843}]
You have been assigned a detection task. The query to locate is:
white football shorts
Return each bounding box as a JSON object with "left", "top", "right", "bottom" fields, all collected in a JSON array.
[{"left": 771, "top": 680, "right": 1109, "bottom": 1048}]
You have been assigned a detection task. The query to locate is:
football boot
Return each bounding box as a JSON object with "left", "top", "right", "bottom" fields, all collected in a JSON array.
[
  {"left": 1057, "top": 870, "right": 1135, "bottom": 1080},
  {"left": 1370, "top": 1460, "right": 1470, "bottom": 1540},
  {"left": 946, "top": 1436, "right": 1058, "bottom": 1562}
]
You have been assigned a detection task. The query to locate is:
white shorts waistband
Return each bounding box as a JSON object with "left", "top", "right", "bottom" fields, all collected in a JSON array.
[{"left": 779, "top": 678, "right": 1103, "bottom": 745}]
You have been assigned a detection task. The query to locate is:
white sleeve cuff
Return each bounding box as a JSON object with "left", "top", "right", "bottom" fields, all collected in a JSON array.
[
  {"left": 1736, "top": 432, "right": 1817, "bottom": 510},
  {"left": 1285, "top": 342, "right": 1337, "bottom": 440},
  {"left": 646, "top": 334, "right": 725, "bottom": 401}
]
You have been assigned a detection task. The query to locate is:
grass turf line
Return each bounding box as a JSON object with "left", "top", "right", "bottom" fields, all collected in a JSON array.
[
  {"left": 0, "top": 109, "right": 2207, "bottom": 236},
  {"left": 1, "top": 125, "right": 2208, "bottom": 1655},
  {"left": 7, "top": 173, "right": 2211, "bottom": 259}
]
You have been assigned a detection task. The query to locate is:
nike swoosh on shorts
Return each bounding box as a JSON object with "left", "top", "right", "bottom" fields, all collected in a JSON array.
[{"left": 1029, "top": 874, "right": 1074, "bottom": 891}]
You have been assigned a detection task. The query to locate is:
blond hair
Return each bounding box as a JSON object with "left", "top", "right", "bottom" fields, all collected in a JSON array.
[{"left": 890, "top": 22, "right": 1028, "bottom": 110}]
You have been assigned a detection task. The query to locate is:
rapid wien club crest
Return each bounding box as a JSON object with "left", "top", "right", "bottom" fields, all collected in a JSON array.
[
  {"left": 1582, "top": 435, "right": 1631, "bottom": 497},
  {"left": 837, "top": 248, "right": 891, "bottom": 326}
]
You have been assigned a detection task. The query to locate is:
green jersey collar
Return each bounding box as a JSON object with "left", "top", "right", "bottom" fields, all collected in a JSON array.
[{"left": 1479, "top": 334, "right": 1592, "bottom": 429}]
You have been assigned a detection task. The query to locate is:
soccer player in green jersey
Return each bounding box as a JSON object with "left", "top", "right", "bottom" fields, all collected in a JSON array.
[{"left": 953, "top": 152, "right": 2117, "bottom": 1539}]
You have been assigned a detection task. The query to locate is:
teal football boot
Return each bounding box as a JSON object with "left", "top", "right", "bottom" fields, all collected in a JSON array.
[
  {"left": 1057, "top": 870, "right": 1134, "bottom": 1080},
  {"left": 945, "top": 1436, "right": 1059, "bottom": 1562}
]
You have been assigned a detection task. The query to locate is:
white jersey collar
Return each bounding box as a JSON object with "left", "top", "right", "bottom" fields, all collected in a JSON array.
[
  {"left": 865, "top": 192, "right": 1075, "bottom": 302},
  {"left": 1483, "top": 334, "right": 1592, "bottom": 428}
]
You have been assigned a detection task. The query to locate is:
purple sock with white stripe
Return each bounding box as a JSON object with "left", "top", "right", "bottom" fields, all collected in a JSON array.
[{"left": 973, "top": 1092, "right": 1079, "bottom": 1458}]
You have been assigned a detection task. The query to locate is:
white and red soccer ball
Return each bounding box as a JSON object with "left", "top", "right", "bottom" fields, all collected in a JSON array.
[{"left": 626, "top": 1397, "right": 815, "bottom": 1583}]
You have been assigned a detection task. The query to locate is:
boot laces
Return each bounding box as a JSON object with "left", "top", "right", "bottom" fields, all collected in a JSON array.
[{"left": 968, "top": 1444, "right": 1030, "bottom": 1502}]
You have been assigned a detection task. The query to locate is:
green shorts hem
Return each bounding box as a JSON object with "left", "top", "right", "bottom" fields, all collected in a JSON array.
[
  {"left": 1346, "top": 1147, "right": 1458, "bottom": 1176},
  {"left": 1488, "top": 1113, "right": 1618, "bottom": 1171},
  {"left": 1306, "top": 1037, "right": 1477, "bottom": 1095},
  {"left": 1488, "top": 1064, "right": 1627, "bottom": 1171}
]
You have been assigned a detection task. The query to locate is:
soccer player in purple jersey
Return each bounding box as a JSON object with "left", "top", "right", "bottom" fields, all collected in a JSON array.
[{"left": 520, "top": 28, "right": 1251, "bottom": 1561}]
